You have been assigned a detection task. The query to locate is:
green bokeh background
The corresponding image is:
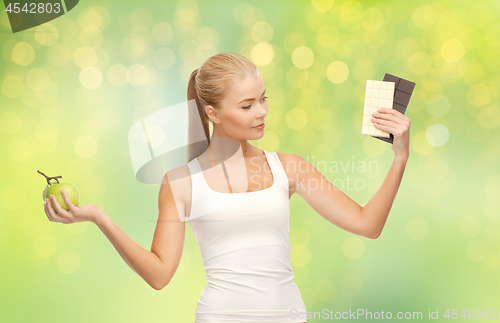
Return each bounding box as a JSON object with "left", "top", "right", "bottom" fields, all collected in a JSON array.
[{"left": 1, "top": 0, "right": 500, "bottom": 322}]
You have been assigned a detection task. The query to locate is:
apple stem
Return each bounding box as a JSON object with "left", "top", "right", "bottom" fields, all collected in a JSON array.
[{"left": 37, "top": 170, "right": 62, "bottom": 185}]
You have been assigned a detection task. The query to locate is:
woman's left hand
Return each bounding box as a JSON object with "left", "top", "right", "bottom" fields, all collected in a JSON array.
[{"left": 371, "top": 108, "right": 411, "bottom": 159}]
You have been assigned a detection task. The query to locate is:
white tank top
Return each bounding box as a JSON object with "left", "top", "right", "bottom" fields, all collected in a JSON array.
[{"left": 186, "top": 150, "right": 307, "bottom": 322}]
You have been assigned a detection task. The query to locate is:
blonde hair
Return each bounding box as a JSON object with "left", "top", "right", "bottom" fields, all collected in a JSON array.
[{"left": 187, "top": 52, "right": 260, "bottom": 162}]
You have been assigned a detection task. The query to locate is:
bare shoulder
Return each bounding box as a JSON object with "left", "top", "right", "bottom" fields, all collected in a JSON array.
[
  {"left": 163, "top": 164, "right": 192, "bottom": 211},
  {"left": 275, "top": 152, "right": 311, "bottom": 193},
  {"left": 275, "top": 152, "right": 310, "bottom": 172}
]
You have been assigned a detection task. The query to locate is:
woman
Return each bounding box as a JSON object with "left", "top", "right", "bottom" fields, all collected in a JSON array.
[{"left": 44, "top": 52, "right": 411, "bottom": 322}]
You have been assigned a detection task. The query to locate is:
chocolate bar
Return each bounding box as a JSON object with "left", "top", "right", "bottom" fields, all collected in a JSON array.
[
  {"left": 362, "top": 80, "right": 395, "bottom": 138},
  {"left": 371, "top": 73, "right": 416, "bottom": 144}
]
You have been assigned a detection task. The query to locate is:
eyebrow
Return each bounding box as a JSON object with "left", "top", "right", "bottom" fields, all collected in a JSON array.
[{"left": 237, "top": 89, "right": 266, "bottom": 104}]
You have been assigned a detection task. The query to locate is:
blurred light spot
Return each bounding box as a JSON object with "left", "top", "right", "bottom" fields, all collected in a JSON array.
[
  {"left": 121, "top": 34, "right": 147, "bottom": 59},
  {"left": 340, "top": 274, "right": 362, "bottom": 297},
  {"left": 479, "top": 106, "right": 500, "bottom": 129},
  {"left": 152, "top": 47, "right": 176, "bottom": 71},
  {"left": 291, "top": 244, "right": 311, "bottom": 267},
  {"left": 462, "top": 59, "right": 483, "bottom": 84},
  {"left": 484, "top": 224, "right": 500, "bottom": 242},
  {"left": 290, "top": 227, "right": 310, "bottom": 245},
  {"left": 340, "top": 1, "right": 363, "bottom": 24},
  {"left": 316, "top": 25, "right": 339, "bottom": 48},
  {"left": 251, "top": 21, "right": 273, "bottom": 43},
  {"left": 465, "top": 240, "right": 487, "bottom": 262},
  {"left": 408, "top": 52, "right": 431, "bottom": 75},
  {"left": 314, "top": 279, "right": 335, "bottom": 302},
  {"left": 33, "top": 235, "right": 57, "bottom": 259},
  {"left": 79, "top": 66, "right": 103, "bottom": 89},
  {"left": 303, "top": 216, "right": 325, "bottom": 240},
  {"left": 361, "top": 8, "right": 384, "bottom": 31},
  {"left": 395, "top": 38, "right": 420, "bottom": 61},
  {"left": 485, "top": 173, "right": 500, "bottom": 201},
  {"left": 467, "top": 84, "right": 491, "bottom": 107},
  {"left": 460, "top": 216, "right": 481, "bottom": 238},
  {"left": 75, "top": 136, "right": 98, "bottom": 158},
  {"left": 57, "top": 251, "right": 81, "bottom": 274},
  {"left": 362, "top": 136, "right": 386, "bottom": 158},
  {"left": 286, "top": 67, "right": 308, "bottom": 88},
  {"left": 36, "top": 80, "right": 59, "bottom": 102},
  {"left": 285, "top": 108, "right": 308, "bottom": 130},
  {"left": 426, "top": 95, "right": 450, "bottom": 117},
  {"left": 3, "top": 187, "right": 27, "bottom": 210},
  {"left": 0, "top": 112, "right": 22, "bottom": 135},
  {"left": 107, "top": 64, "right": 129, "bottom": 87},
  {"left": 311, "top": 108, "right": 333, "bottom": 131},
  {"left": 364, "top": 27, "right": 387, "bottom": 49},
  {"left": 8, "top": 139, "right": 32, "bottom": 162},
  {"left": 432, "top": 200, "right": 456, "bottom": 224},
  {"left": 11, "top": 42, "right": 35, "bottom": 65},
  {"left": 473, "top": 151, "right": 497, "bottom": 175},
  {"left": 174, "top": 1, "right": 198, "bottom": 32},
  {"left": 408, "top": 167, "right": 432, "bottom": 192},
  {"left": 442, "top": 59, "right": 467, "bottom": 82},
  {"left": 412, "top": 5, "right": 436, "bottom": 29},
  {"left": 194, "top": 26, "right": 219, "bottom": 49},
  {"left": 45, "top": 43, "right": 71, "bottom": 67},
  {"left": 74, "top": 47, "right": 98, "bottom": 68},
  {"left": 130, "top": 7, "right": 154, "bottom": 27},
  {"left": 67, "top": 158, "right": 92, "bottom": 182},
  {"left": 152, "top": 22, "right": 174, "bottom": 46},
  {"left": 251, "top": 42, "right": 274, "bottom": 66},
  {"left": 79, "top": 26, "right": 103, "bottom": 48},
  {"left": 441, "top": 39, "right": 465, "bottom": 62},
  {"left": 96, "top": 107, "right": 120, "bottom": 130},
  {"left": 306, "top": 10, "right": 329, "bottom": 32},
  {"left": 233, "top": 2, "right": 256, "bottom": 26},
  {"left": 469, "top": 3, "right": 493, "bottom": 28},
  {"left": 35, "top": 23, "right": 59, "bottom": 46},
  {"left": 26, "top": 68, "right": 50, "bottom": 91},
  {"left": 343, "top": 237, "right": 365, "bottom": 259},
  {"left": 283, "top": 33, "right": 307, "bottom": 55},
  {"left": 311, "top": 0, "right": 334, "bottom": 12},
  {"left": 466, "top": 120, "right": 489, "bottom": 143},
  {"left": 2, "top": 75, "right": 25, "bottom": 98},
  {"left": 35, "top": 119, "right": 59, "bottom": 142},
  {"left": 425, "top": 124, "right": 449, "bottom": 147},
  {"left": 426, "top": 157, "right": 449, "bottom": 180},
  {"left": 326, "top": 61, "right": 349, "bottom": 84},
  {"left": 128, "top": 64, "right": 149, "bottom": 86},
  {"left": 406, "top": 218, "right": 429, "bottom": 240},
  {"left": 292, "top": 46, "right": 314, "bottom": 69}
]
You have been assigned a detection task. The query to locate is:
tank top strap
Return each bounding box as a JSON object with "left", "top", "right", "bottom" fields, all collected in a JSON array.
[{"left": 263, "top": 150, "right": 289, "bottom": 191}]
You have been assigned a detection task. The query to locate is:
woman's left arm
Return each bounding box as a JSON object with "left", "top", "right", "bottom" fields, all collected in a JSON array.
[
  {"left": 283, "top": 107, "right": 410, "bottom": 239},
  {"left": 363, "top": 107, "right": 411, "bottom": 238}
]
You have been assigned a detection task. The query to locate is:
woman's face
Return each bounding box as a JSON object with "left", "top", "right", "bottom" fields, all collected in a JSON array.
[{"left": 207, "top": 74, "right": 268, "bottom": 141}]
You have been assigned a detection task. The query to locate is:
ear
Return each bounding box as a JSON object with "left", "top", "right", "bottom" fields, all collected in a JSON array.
[{"left": 206, "top": 105, "right": 221, "bottom": 124}]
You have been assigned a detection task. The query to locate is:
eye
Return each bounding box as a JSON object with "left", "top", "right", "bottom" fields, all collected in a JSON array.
[{"left": 242, "top": 96, "right": 268, "bottom": 110}]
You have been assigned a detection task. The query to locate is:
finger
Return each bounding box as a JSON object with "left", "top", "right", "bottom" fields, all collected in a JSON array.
[
  {"left": 48, "top": 195, "right": 68, "bottom": 218},
  {"left": 46, "top": 197, "right": 63, "bottom": 222},
  {"left": 59, "top": 189, "right": 76, "bottom": 211},
  {"left": 44, "top": 199, "right": 52, "bottom": 221},
  {"left": 377, "top": 108, "right": 403, "bottom": 117},
  {"left": 371, "top": 115, "right": 400, "bottom": 127}
]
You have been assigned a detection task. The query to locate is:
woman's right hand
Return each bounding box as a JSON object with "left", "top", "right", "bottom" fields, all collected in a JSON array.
[{"left": 44, "top": 189, "right": 99, "bottom": 224}]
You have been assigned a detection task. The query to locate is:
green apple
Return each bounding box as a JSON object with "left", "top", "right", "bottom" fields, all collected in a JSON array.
[{"left": 38, "top": 170, "right": 79, "bottom": 211}]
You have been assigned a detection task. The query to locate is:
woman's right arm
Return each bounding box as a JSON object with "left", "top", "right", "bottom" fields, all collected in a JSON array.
[
  {"left": 45, "top": 171, "right": 186, "bottom": 291},
  {"left": 93, "top": 172, "right": 186, "bottom": 290}
]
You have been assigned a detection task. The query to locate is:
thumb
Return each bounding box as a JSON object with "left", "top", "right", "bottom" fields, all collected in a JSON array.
[{"left": 60, "top": 189, "right": 76, "bottom": 210}]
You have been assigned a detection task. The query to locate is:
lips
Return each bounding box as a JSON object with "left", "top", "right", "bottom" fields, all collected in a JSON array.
[{"left": 253, "top": 123, "right": 264, "bottom": 127}]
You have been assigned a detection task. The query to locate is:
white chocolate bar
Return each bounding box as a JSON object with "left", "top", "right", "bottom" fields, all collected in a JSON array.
[{"left": 361, "top": 80, "right": 395, "bottom": 138}]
